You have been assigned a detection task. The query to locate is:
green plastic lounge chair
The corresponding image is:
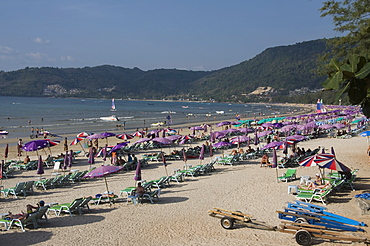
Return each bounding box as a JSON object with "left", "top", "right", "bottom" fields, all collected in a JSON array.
[
  {"left": 34, "top": 178, "right": 54, "bottom": 190},
  {"left": 91, "top": 195, "right": 117, "bottom": 205},
  {"left": 78, "top": 196, "right": 92, "bottom": 213},
  {"left": 0, "top": 219, "right": 11, "bottom": 230},
  {"left": 119, "top": 187, "right": 136, "bottom": 197},
  {"left": 140, "top": 189, "right": 161, "bottom": 204},
  {"left": 296, "top": 187, "right": 333, "bottom": 205},
  {"left": 170, "top": 172, "right": 185, "bottom": 183},
  {"left": 48, "top": 198, "right": 83, "bottom": 216},
  {"left": 277, "top": 169, "right": 297, "bottom": 182},
  {"left": 10, "top": 206, "right": 49, "bottom": 231},
  {"left": 2, "top": 167, "right": 16, "bottom": 178},
  {"left": 1, "top": 182, "right": 26, "bottom": 198},
  {"left": 23, "top": 181, "right": 35, "bottom": 196},
  {"left": 151, "top": 176, "right": 170, "bottom": 189}
]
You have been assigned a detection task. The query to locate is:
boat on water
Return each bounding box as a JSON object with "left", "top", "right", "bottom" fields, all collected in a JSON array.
[
  {"left": 110, "top": 98, "right": 117, "bottom": 112},
  {"left": 100, "top": 115, "right": 119, "bottom": 121},
  {"left": 161, "top": 110, "right": 176, "bottom": 114},
  {"left": 0, "top": 130, "right": 8, "bottom": 135},
  {"left": 215, "top": 111, "right": 225, "bottom": 114},
  {"left": 182, "top": 106, "right": 188, "bottom": 108},
  {"left": 151, "top": 122, "right": 165, "bottom": 127}
]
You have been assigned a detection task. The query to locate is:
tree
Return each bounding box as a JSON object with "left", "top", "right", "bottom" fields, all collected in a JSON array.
[
  {"left": 320, "top": 0, "right": 370, "bottom": 117},
  {"left": 320, "top": 0, "right": 370, "bottom": 59}
]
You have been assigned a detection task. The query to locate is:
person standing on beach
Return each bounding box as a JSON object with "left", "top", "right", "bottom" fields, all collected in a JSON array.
[
  {"left": 17, "top": 139, "right": 23, "bottom": 156},
  {"left": 64, "top": 137, "right": 68, "bottom": 151}
]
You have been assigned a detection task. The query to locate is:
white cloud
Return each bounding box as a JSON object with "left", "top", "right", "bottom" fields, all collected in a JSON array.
[
  {"left": 61, "top": 55, "right": 74, "bottom": 62},
  {"left": 0, "top": 45, "right": 14, "bottom": 54},
  {"left": 33, "top": 37, "right": 50, "bottom": 44},
  {"left": 27, "top": 52, "right": 47, "bottom": 60}
]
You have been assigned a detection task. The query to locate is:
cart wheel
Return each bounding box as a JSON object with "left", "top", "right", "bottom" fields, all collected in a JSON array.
[
  {"left": 295, "top": 230, "right": 312, "bottom": 246},
  {"left": 221, "top": 217, "right": 235, "bottom": 229},
  {"left": 294, "top": 217, "right": 308, "bottom": 224}
]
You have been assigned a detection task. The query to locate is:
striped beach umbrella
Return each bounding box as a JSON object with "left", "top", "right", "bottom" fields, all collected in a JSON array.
[{"left": 116, "top": 133, "right": 133, "bottom": 140}]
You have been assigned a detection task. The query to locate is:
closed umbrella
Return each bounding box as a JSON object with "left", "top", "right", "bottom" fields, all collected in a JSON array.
[
  {"left": 4, "top": 144, "right": 8, "bottom": 162},
  {"left": 209, "top": 143, "right": 213, "bottom": 157},
  {"left": 36, "top": 155, "right": 44, "bottom": 176},
  {"left": 273, "top": 149, "right": 278, "bottom": 182},
  {"left": 88, "top": 147, "right": 95, "bottom": 169},
  {"left": 68, "top": 150, "right": 73, "bottom": 168},
  {"left": 63, "top": 151, "right": 69, "bottom": 172},
  {"left": 199, "top": 144, "right": 205, "bottom": 165},
  {"left": 0, "top": 160, "right": 3, "bottom": 181},
  {"left": 134, "top": 160, "right": 142, "bottom": 181}
]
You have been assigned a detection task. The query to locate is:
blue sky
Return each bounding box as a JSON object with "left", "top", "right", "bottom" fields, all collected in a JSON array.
[{"left": 0, "top": 0, "right": 337, "bottom": 72}]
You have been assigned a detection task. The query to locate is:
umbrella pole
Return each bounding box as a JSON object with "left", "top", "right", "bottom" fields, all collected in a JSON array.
[
  {"left": 78, "top": 142, "right": 86, "bottom": 154},
  {"left": 164, "top": 166, "right": 169, "bottom": 176},
  {"left": 104, "top": 176, "right": 109, "bottom": 193}
]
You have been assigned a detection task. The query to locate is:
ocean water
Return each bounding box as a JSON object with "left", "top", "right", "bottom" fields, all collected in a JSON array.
[{"left": 0, "top": 96, "right": 300, "bottom": 143}]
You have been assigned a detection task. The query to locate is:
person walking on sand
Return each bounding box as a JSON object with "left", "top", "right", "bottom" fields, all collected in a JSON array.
[{"left": 64, "top": 137, "right": 68, "bottom": 151}]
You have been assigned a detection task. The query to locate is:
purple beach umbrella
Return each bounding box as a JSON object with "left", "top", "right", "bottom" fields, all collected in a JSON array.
[
  {"left": 84, "top": 165, "right": 124, "bottom": 192},
  {"left": 108, "top": 142, "right": 130, "bottom": 154}
]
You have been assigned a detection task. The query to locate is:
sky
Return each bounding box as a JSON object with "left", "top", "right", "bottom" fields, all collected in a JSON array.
[{"left": 0, "top": 0, "right": 338, "bottom": 72}]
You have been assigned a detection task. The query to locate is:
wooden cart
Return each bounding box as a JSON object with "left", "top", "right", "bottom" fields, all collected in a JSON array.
[{"left": 279, "top": 221, "right": 369, "bottom": 246}]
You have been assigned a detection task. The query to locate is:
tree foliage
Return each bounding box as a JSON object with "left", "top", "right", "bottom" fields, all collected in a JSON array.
[
  {"left": 320, "top": 0, "right": 370, "bottom": 116},
  {"left": 320, "top": 0, "right": 370, "bottom": 59}
]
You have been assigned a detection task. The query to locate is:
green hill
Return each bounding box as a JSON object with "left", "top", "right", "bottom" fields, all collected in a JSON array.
[{"left": 0, "top": 39, "right": 333, "bottom": 103}]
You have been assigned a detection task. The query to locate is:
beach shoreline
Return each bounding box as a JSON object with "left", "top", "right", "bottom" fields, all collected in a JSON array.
[{"left": 1, "top": 103, "right": 369, "bottom": 246}]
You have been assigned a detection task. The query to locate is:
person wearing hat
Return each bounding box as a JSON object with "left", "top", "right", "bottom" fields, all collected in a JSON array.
[{"left": 26, "top": 200, "right": 45, "bottom": 214}]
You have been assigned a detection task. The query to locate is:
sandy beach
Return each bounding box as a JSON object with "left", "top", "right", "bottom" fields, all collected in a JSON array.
[{"left": 1, "top": 106, "right": 370, "bottom": 246}]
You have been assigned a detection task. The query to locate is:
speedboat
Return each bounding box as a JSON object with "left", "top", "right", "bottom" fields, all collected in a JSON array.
[
  {"left": 100, "top": 115, "right": 119, "bottom": 121},
  {"left": 151, "top": 122, "right": 165, "bottom": 127},
  {"left": 216, "top": 111, "right": 225, "bottom": 114},
  {"left": 0, "top": 130, "right": 8, "bottom": 135}
]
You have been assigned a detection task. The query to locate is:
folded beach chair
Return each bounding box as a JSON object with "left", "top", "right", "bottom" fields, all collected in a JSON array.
[
  {"left": 48, "top": 198, "right": 83, "bottom": 216},
  {"left": 277, "top": 169, "right": 297, "bottom": 182}
]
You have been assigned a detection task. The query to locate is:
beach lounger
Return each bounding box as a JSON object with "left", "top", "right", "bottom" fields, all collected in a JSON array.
[
  {"left": 140, "top": 189, "right": 161, "bottom": 204},
  {"left": 170, "top": 172, "right": 185, "bottom": 183},
  {"left": 34, "top": 178, "right": 54, "bottom": 190},
  {"left": 23, "top": 181, "right": 35, "bottom": 196},
  {"left": 119, "top": 187, "right": 136, "bottom": 198},
  {"left": 91, "top": 195, "right": 117, "bottom": 205},
  {"left": 10, "top": 206, "right": 49, "bottom": 231},
  {"left": 277, "top": 169, "right": 297, "bottom": 182},
  {"left": 1, "top": 182, "right": 26, "bottom": 198},
  {"left": 296, "top": 187, "right": 333, "bottom": 205},
  {"left": 78, "top": 196, "right": 92, "bottom": 213},
  {"left": 48, "top": 198, "right": 83, "bottom": 216}
]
